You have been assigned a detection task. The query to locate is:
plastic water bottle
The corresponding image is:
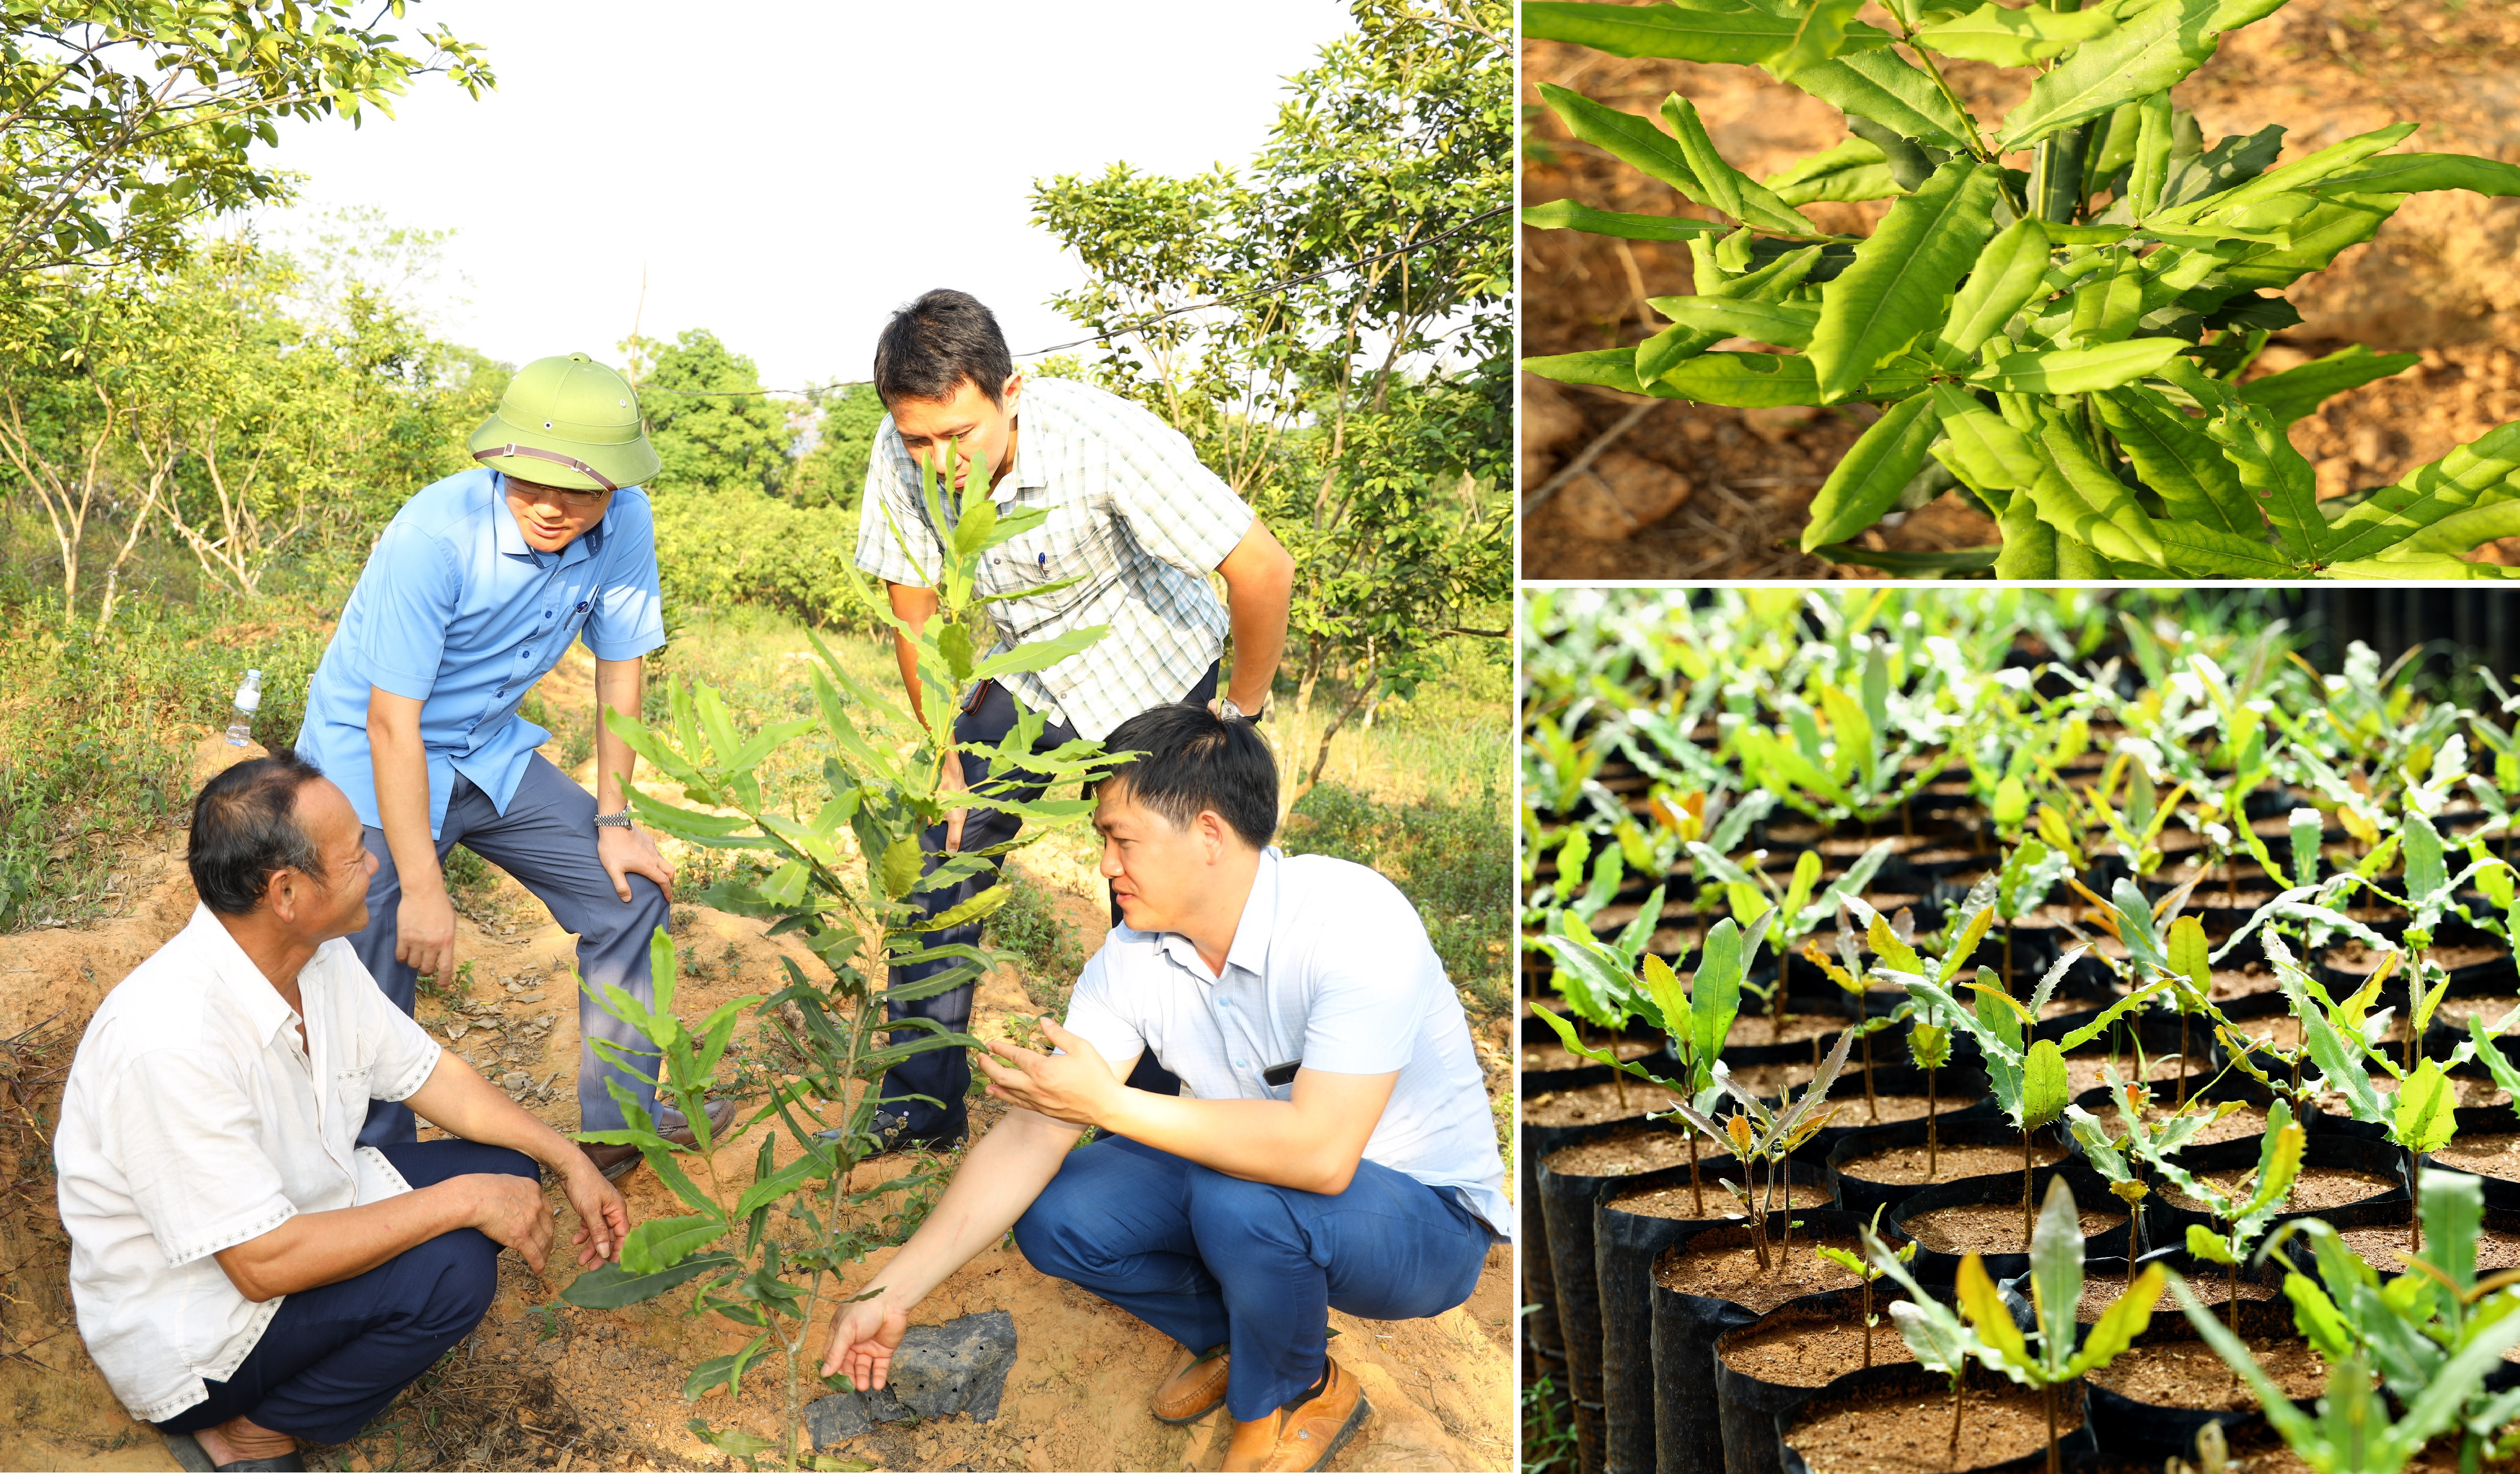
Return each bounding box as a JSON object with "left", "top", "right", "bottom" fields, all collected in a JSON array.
[{"left": 225, "top": 670, "right": 262, "bottom": 747}]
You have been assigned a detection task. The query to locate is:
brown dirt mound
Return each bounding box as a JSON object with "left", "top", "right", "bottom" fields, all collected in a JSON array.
[
  {"left": 1521, "top": 0, "right": 2520, "bottom": 578},
  {"left": 0, "top": 733, "right": 1512, "bottom": 1471}
]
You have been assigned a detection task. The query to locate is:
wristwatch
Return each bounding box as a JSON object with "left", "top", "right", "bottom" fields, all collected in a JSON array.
[
  {"left": 1217, "top": 694, "right": 1269, "bottom": 725},
  {"left": 594, "top": 809, "right": 633, "bottom": 829}
]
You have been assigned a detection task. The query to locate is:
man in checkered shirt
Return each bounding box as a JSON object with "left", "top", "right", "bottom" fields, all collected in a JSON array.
[{"left": 852, "top": 289, "right": 1294, "bottom": 1150}]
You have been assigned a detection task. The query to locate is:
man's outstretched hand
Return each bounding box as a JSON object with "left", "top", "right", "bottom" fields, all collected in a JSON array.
[
  {"left": 974, "top": 1018, "right": 1120, "bottom": 1128},
  {"left": 822, "top": 1292, "right": 911, "bottom": 1389}
]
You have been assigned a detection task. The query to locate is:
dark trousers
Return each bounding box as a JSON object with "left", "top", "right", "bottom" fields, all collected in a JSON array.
[
  {"left": 344, "top": 754, "right": 671, "bottom": 1147},
  {"left": 1012, "top": 1136, "right": 1492, "bottom": 1421},
  {"left": 880, "top": 667, "right": 1214, "bottom": 1141},
  {"left": 155, "top": 1140, "right": 536, "bottom": 1445}
]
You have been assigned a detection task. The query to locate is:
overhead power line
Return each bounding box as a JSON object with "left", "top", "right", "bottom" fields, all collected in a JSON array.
[{"left": 637, "top": 202, "right": 1510, "bottom": 399}]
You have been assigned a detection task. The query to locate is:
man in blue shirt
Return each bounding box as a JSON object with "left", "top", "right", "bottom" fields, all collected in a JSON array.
[{"left": 295, "top": 353, "right": 727, "bottom": 1178}]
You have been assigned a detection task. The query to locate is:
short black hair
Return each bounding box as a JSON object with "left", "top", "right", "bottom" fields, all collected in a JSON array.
[
  {"left": 189, "top": 751, "right": 329, "bottom": 915},
  {"left": 873, "top": 289, "right": 1015, "bottom": 408},
  {"left": 1089, "top": 704, "right": 1278, "bottom": 849}
]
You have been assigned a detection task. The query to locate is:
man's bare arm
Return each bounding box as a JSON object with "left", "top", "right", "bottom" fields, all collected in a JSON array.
[
  {"left": 820, "top": 1103, "right": 1080, "bottom": 1387},
  {"left": 1215, "top": 517, "right": 1293, "bottom": 715},
  {"left": 368, "top": 686, "right": 452, "bottom": 981},
  {"left": 980, "top": 1023, "right": 1396, "bottom": 1195}
]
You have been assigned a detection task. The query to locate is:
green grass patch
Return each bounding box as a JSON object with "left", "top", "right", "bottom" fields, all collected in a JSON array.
[{"left": 1279, "top": 781, "right": 1512, "bottom": 1020}]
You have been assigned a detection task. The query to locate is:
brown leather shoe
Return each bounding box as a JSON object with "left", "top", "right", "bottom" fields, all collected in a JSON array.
[
  {"left": 581, "top": 1099, "right": 738, "bottom": 1182},
  {"left": 1221, "top": 1358, "right": 1369, "bottom": 1473},
  {"left": 1151, "top": 1343, "right": 1228, "bottom": 1424}
]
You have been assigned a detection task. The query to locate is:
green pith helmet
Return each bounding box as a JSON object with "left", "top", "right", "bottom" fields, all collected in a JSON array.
[{"left": 468, "top": 353, "right": 661, "bottom": 493}]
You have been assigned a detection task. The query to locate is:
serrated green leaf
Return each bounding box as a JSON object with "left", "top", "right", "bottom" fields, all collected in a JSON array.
[
  {"left": 1524, "top": 0, "right": 1805, "bottom": 63},
  {"left": 2127, "top": 91, "right": 2175, "bottom": 219},
  {"left": 1868, "top": 910, "right": 1924, "bottom": 976},
  {"left": 2321, "top": 422, "right": 2520, "bottom": 563},
  {"left": 2024, "top": 1039, "right": 2070, "bottom": 1129},
  {"left": 2316, "top": 152, "right": 2520, "bottom": 199},
  {"left": 2236, "top": 344, "right": 2421, "bottom": 429},
  {"left": 1522, "top": 348, "right": 1648, "bottom": 395},
  {"left": 1918, "top": 0, "right": 2127, "bottom": 67},
  {"left": 1769, "top": 46, "right": 1975, "bottom": 152},
  {"left": 1968, "top": 338, "right": 2189, "bottom": 394},
  {"left": 1536, "top": 84, "right": 1702, "bottom": 198},
  {"left": 1957, "top": 1253, "right": 2028, "bottom": 1363},
  {"left": 620, "top": 1213, "right": 728, "bottom": 1275},
  {"left": 2206, "top": 400, "right": 2327, "bottom": 563},
  {"left": 1995, "top": 0, "right": 2289, "bottom": 152},
  {"left": 1939, "top": 218, "right": 2054, "bottom": 356},
  {"left": 2067, "top": 1263, "right": 2166, "bottom": 1378},
  {"left": 2394, "top": 1058, "right": 2457, "bottom": 1155},
  {"left": 2160, "top": 121, "right": 2421, "bottom": 228},
  {"left": 2095, "top": 384, "right": 2257, "bottom": 537},
  {"left": 1813, "top": 158, "right": 1999, "bottom": 403},
  {"left": 1522, "top": 199, "right": 1731, "bottom": 243},
  {"left": 561, "top": 1252, "right": 739, "bottom": 1310},
  {"left": 1802, "top": 392, "right": 1943, "bottom": 549},
  {"left": 2186, "top": 1222, "right": 2237, "bottom": 1264},
  {"left": 2022, "top": 412, "right": 2167, "bottom": 568},
  {"left": 1650, "top": 295, "right": 1822, "bottom": 348},
  {"left": 1931, "top": 383, "right": 2046, "bottom": 491}
]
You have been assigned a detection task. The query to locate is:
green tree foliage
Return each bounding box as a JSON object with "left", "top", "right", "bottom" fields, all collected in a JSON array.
[
  {"left": 788, "top": 382, "right": 884, "bottom": 509},
  {"left": 632, "top": 328, "right": 791, "bottom": 498},
  {"left": 0, "top": 1, "right": 494, "bottom": 278},
  {"left": 1522, "top": 0, "right": 2520, "bottom": 579},
  {"left": 1030, "top": 0, "right": 1509, "bottom": 798}
]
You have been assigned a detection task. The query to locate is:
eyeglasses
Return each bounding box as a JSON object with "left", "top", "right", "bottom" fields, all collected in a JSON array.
[{"left": 509, "top": 481, "right": 611, "bottom": 511}]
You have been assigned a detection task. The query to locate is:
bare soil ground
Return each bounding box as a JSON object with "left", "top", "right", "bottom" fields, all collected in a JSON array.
[
  {"left": 1520, "top": 0, "right": 2520, "bottom": 578},
  {"left": 0, "top": 703, "right": 1514, "bottom": 1470}
]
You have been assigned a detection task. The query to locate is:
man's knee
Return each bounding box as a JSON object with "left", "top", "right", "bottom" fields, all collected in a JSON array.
[
  {"left": 396, "top": 1228, "right": 502, "bottom": 1338},
  {"left": 1185, "top": 1168, "right": 1312, "bottom": 1258},
  {"left": 1012, "top": 1158, "right": 1133, "bottom": 1280},
  {"left": 581, "top": 871, "right": 670, "bottom": 952}
]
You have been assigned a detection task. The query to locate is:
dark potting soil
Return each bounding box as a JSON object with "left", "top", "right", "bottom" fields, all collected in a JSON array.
[
  {"left": 1522, "top": 1037, "right": 1658, "bottom": 1072},
  {"left": 2431, "top": 1131, "right": 2520, "bottom": 1178},
  {"left": 1827, "top": 1093, "right": 1988, "bottom": 1127},
  {"left": 2067, "top": 1270, "right": 2270, "bottom": 1323},
  {"left": 2087, "top": 1337, "right": 2329, "bottom": 1409},
  {"left": 1726, "top": 1011, "right": 1843, "bottom": 1048},
  {"left": 2064, "top": 1053, "right": 2189, "bottom": 1097},
  {"left": 1720, "top": 1312, "right": 1918, "bottom": 1386},
  {"left": 1544, "top": 1126, "right": 1698, "bottom": 1177},
  {"left": 1841, "top": 1140, "right": 2064, "bottom": 1186},
  {"left": 1783, "top": 1378, "right": 2077, "bottom": 1474},
  {"left": 2236, "top": 1013, "right": 2408, "bottom": 1050},
  {"left": 1611, "top": 1178, "right": 1834, "bottom": 1221},
  {"left": 2338, "top": 1221, "right": 2520, "bottom": 1275},
  {"left": 2210, "top": 964, "right": 2285, "bottom": 1002},
  {"left": 1522, "top": 1079, "right": 1683, "bottom": 1128},
  {"left": 2162, "top": 1165, "right": 2398, "bottom": 1213},
  {"left": 2085, "top": 1101, "right": 2268, "bottom": 1147},
  {"left": 1722, "top": 1061, "right": 1819, "bottom": 1096},
  {"left": 2315, "top": 1074, "right": 2510, "bottom": 1115},
  {"left": 2433, "top": 994, "right": 2520, "bottom": 1031},
  {"left": 1902, "top": 1203, "right": 2126, "bottom": 1255},
  {"left": 2326, "top": 941, "right": 2509, "bottom": 979},
  {"left": 1656, "top": 1229, "right": 1863, "bottom": 1313}
]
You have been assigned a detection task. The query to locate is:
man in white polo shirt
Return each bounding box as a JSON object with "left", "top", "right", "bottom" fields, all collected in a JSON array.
[
  {"left": 55, "top": 754, "right": 630, "bottom": 1471},
  {"left": 819, "top": 704, "right": 1504, "bottom": 1474}
]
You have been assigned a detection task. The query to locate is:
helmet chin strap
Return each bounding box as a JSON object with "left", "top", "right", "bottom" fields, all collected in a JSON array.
[{"left": 472, "top": 443, "right": 618, "bottom": 492}]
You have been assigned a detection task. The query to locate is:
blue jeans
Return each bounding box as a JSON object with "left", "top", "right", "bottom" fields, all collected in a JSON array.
[
  {"left": 154, "top": 1140, "right": 535, "bottom": 1445},
  {"left": 346, "top": 753, "right": 670, "bottom": 1146},
  {"left": 881, "top": 670, "right": 1213, "bottom": 1142},
  {"left": 1012, "top": 1135, "right": 1492, "bottom": 1421}
]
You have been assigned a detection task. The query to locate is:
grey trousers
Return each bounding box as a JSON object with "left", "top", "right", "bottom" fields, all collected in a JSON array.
[{"left": 348, "top": 753, "right": 669, "bottom": 1148}]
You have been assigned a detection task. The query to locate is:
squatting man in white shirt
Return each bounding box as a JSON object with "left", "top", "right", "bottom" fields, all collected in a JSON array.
[
  {"left": 55, "top": 753, "right": 634, "bottom": 1472},
  {"left": 820, "top": 703, "right": 1509, "bottom": 1474}
]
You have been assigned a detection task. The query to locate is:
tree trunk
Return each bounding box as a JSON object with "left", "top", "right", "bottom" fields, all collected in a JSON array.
[
  {"left": 1863, "top": 1030, "right": 1878, "bottom": 1122},
  {"left": 1926, "top": 1067, "right": 1938, "bottom": 1181},
  {"left": 1688, "top": 1129, "right": 1704, "bottom": 1216}
]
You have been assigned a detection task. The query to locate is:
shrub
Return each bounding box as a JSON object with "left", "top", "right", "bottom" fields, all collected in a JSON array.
[{"left": 1522, "top": 0, "right": 2520, "bottom": 579}]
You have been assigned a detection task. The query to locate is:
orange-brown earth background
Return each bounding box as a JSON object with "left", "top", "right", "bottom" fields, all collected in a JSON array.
[
  {"left": 0, "top": 645, "right": 1514, "bottom": 1473},
  {"left": 1521, "top": 0, "right": 2520, "bottom": 578}
]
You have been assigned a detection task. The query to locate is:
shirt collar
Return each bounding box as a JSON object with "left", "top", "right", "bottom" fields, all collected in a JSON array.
[
  {"left": 489, "top": 471, "right": 606, "bottom": 568},
  {"left": 183, "top": 902, "right": 301, "bottom": 1048},
  {"left": 989, "top": 407, "right": 1049, "bottom": 504},
  {"left": 1152, "top": 847, "right": 1281, "bottom": 983}
]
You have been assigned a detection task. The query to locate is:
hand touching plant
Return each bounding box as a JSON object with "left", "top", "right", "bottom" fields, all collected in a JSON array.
[{"left": 1523, "top": 0, "right": 2520, "bottom": 578}]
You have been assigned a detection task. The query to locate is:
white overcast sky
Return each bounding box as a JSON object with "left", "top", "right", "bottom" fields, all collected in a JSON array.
[{"left": 253, "top": 1, "right": 1354, "bottom": 390}]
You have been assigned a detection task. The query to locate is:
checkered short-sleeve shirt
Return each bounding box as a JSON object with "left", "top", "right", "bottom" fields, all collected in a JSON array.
[{"left": 852, "top": 377, "right": 1253, "bottom": 741}]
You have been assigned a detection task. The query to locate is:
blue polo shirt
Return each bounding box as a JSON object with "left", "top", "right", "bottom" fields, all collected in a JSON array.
[{"left": 294, "top": 468, "right": 666, "bottom": 838}]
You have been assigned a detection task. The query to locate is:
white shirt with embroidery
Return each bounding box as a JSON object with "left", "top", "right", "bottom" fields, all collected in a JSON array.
[{"left": 55, "top": 904, "right": 443, "bottom": 1423}]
